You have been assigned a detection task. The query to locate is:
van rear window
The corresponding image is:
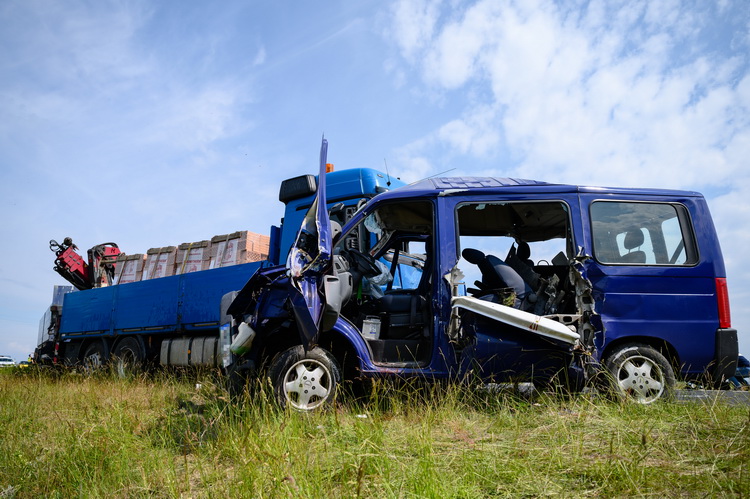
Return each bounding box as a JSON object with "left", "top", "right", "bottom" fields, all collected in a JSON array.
[{"left": 590, "top": 201, "right": 698, "bottom": 265}]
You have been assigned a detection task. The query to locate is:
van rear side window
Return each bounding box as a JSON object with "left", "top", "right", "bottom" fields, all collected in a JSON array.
[{"left": 590, "top": 201, "right": 698, "bottom": 265}]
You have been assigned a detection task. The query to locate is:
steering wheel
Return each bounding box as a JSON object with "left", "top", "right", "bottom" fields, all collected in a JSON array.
[{"left": 344, "top": 249, "right": 381, "bottom": 278}]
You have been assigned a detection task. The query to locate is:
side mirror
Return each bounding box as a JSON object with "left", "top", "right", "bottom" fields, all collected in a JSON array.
[{"left": 328, "top": 202, "right": 346, "bottom": 223}]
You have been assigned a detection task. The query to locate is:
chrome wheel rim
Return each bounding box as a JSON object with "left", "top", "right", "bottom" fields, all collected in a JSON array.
[
  {"left": 282, "top": 359, "right": 332, "bottom": 410},
  {"left": 83, "top": 352, "right": 103, "bottom": 374},
  {"left": 115, "top": 350, "right": 136, "bottom": 378},
  {"left": 615, "top": 354, "right": 665, "bottom": 404}
]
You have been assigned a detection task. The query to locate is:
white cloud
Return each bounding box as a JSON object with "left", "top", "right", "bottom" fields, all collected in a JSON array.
[
  {"left": 392, "top": 137, "right": 436, "bottom": 182},
  {"left": 388, "top": 0, "right": 443, "bottom": 62},
  {"left": 388, "top": 0, "right": 749, "bottom": 187},
  {"left": 139, "top": 84, "right": 248, "bottom": 152},
  {"left": 422, "top": 2, "right": 494, "bottom": 89},
  {"left": 0, "top": 0, "right": 256, "bottom": 180},
  {"left": 436, "top": 106, "right": 502, "bottom": 157}
]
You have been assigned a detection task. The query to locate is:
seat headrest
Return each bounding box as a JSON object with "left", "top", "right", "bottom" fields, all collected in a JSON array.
[
  {"left": 462, "top": 248, "right": 486, "bottom": 265},
  {"left": 516, "top": 241, "right": 531, "bottom": 260},
  {"left": 623, "top": 229, "right": 645, "bottom": 250},
  {"left": 331, "top": 221, "right": 342, "bottom": 240}
]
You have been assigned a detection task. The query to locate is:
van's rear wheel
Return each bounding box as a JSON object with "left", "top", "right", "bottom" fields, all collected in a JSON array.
[
  {"left": 269, "top": 346, "right": 340, "bottom": 411},
  {"left": 604, "top": 343, "right": 675, "bottom": 403}
]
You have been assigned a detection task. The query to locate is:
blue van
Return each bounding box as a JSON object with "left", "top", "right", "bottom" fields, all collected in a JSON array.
[{"left": 225, "top": 140, "right": 738, "bottom": 408}]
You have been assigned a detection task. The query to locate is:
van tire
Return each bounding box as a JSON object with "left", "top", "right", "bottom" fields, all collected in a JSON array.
[
  {"left": 604, "top": 343, "right": 675, "bottom": 403},
  {"left": 269, "top": 345, "right": 340, "bottom": 411}
]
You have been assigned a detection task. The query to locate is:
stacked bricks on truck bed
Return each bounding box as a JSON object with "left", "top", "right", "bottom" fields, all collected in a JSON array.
[
  {"left": 175, "top": 240, "right": 211, "bottom": 275},
  {"left": 114, "top": 254, "right": 147, "bottom": 284},
  {"left": 143, "top": 246, "right": 177, "bottom": 280},
  {"left": 209, "top": 231, "right": 270, "bottom": 269},
  {"left": 109, "top": 231, "right": 270, "bottom": 284}
]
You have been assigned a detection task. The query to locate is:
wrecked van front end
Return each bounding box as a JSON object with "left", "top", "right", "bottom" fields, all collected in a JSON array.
[{"left": 224, "top": 171, "right": 599, "bottom": 409}]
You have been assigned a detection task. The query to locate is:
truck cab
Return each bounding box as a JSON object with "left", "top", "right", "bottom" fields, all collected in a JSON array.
[{"left": 227, "top": 168, "right": 738, "bottom": 408}]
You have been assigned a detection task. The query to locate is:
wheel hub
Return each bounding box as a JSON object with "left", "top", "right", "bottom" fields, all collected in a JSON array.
[
  {"left": 283, "top": 360, "right": 331, "bottom": 410},
  {"left": 618, "top": 355, "right": 664, "bottom": 403}
]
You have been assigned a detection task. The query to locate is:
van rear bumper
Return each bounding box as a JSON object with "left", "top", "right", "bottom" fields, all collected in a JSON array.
[{"left": 712, "top": 328, "right": 738, "bottom": 383}]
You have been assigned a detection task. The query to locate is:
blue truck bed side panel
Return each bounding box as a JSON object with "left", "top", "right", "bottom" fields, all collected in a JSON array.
[
  {"left": 114, "top": 277, "right": 181, "bottom": 330},
  {"left": 60, "top": 262, "right": 262, "bottom": 336},
  {"left": 59, "top": 286, "right": 116, "bottom": 333},
  {"left": 179, "top": 264, "right": 260, "bottom": 326}
]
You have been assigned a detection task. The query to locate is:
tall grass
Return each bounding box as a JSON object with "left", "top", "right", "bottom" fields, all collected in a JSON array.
[{"left": 1, "top": 367, "right": 748, "bottom": 497}]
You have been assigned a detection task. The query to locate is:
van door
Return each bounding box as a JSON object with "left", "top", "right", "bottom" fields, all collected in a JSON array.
[
  {"left": 333, "top": 199, "right": 436, "bottom": 366},
  {"left": 287, "top": 138, "right": 335, "bottom": 349},
  {"left": 578, "top": 193, "right": 719, "bottom": 376}
]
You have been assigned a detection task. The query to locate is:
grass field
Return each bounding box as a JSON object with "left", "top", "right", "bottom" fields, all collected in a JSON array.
[{"left": 1, "top": 367, "right": 748, "bottom": 498}]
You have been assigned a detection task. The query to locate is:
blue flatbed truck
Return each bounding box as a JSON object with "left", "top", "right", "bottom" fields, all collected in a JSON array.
[{"left": 35, "top": 167, "right": 403, "bottom": 370}]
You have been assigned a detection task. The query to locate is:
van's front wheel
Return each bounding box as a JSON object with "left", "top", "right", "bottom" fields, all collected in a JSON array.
[
  {"left": 604, "top": 343, "right": 675, "bottom": 403},
  {"left": 269, "top": 346, "right": 340, "bottom": 411}
]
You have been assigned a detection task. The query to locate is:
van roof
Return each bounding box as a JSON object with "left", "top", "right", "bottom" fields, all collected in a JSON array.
[{"left": 379, "top": 176, "right": 703, "bottom": 200}]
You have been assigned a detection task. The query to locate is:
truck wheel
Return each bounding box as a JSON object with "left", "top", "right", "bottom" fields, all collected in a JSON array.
[
  {"left": 604, "top": 343, "right": 675, "bottom": 404},
  {"left": 226, "top": 360, "right": 256, "bottom": 399},
  {"left": 268, "top": 345, "right": 341, "bottom": 411},
  {"left": 82, "top": 341, "right": 107, "bottom": 374},
  {"left": 113, "top": 337, "right": 145, "bottom": 378}
]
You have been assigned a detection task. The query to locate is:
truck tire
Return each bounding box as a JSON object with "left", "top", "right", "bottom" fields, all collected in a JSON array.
[
  {"left": 113, "top": 337, "right": 145, "bottom": 378},
  {"left": 604, "top": 343, "right": 675, "bottom": 403},
  {"left": 225, "top": 359, "right": 256, "bottom": 399},
  {"left": 82, "top": 341, "right": 108, "bottom": 374},
  {"left": 268, "top": 345, "right": 341, "bottom": 411}
]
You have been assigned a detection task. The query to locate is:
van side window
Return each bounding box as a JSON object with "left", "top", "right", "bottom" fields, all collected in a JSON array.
[
  {"left": 590, "top": 201, "right": 698, "bottom": 265},
  {"left": 456, "top": 201, "right": 574, "bottom": 315}
]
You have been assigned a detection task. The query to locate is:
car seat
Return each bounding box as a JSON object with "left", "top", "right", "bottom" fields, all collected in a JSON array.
[
  {"left": 462, "top": 248, "right": 533, "bottom": 309},
  {"left": 620, "top": 229, "right": 647, "bottom": 264}
]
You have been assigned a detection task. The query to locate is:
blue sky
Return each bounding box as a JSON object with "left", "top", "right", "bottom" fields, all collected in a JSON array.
[{"left": 1, "top": 0, "right": 749, "bottom": 361}]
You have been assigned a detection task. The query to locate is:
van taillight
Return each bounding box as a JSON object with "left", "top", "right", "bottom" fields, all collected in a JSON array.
[{"left": 716, "top": 278, "right": 731, "bottom": 329}]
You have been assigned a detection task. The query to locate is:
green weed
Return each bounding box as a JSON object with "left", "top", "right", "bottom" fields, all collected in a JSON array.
[{"left": 0, "top": 368, "right": 748, "bottom": 497}]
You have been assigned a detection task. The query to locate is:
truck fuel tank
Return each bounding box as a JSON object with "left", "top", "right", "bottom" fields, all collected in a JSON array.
[{"left": 159, "top": 336, "right": 220, "bottom": 367}]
